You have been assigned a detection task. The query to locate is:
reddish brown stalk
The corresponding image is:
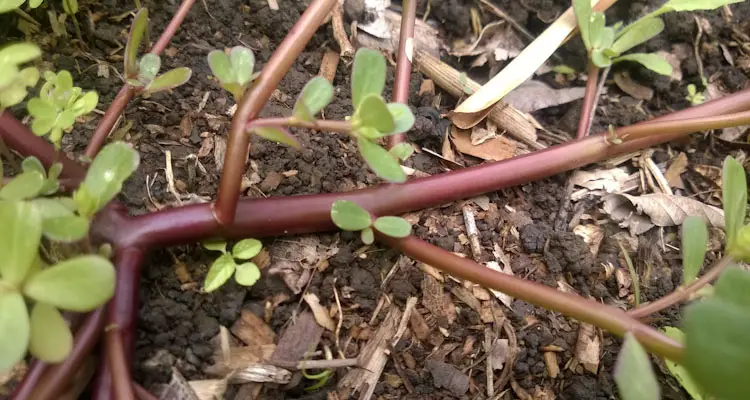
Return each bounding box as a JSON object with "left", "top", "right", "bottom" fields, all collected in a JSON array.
[
  {"left": 214, "top": 0, "right": 337, "bottom": 226},
  {"left": 380, "top": 234, "right": 683, "bottom": 360},
  {"left": 133, "top": 382, "right": 158, "bottom": 400},
  {"left": 83, "top": 0, "right": 197, "bottom": 159},
  {"left": 576, "top": 62, "right": 600, "bottom": 139},
  {"left": 388, "top": 0, "right": 418, "bottom": 148},
  {"left": 14, "top": 308, "right": 105, "bottom": 400},
  {"left": 90, "top": 247, "right": 145, "bottom": 400},
  {"left": 628, "top": 256, "right": 734, "bottom": 319}
]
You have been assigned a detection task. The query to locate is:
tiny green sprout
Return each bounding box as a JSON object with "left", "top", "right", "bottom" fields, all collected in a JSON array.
[
  {"left": 551, "top": 64, "right": 576, "bottom": 76},
  {"left": 685, "top": 84, "right": 705, "bottom": 106},
  {"left": 26, "top": 70, "right": 98, "bottom": 147},
  {"left": 330, "top": 200, "right": 412, "bottom": 244},
  {"left": 124, "top": 8, "right": 191, "bottom": 95},
  {"left": 0, "top": 42, "right": 41, "bottom": 110},
  {"left": 349, "top": 48, "right": 416, "bottom": 183},
  {"left": 202, "top": 238, "right": 263, "bottom": 292},
  {"left": 604, "top": 124, "right": 622, "bottom": 145},
  {"left": 207, "top": 46, "right": 260, "bottom": 101}
]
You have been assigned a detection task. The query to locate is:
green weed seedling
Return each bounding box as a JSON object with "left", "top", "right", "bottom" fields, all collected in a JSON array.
[
  {"left": 124, "top": 9, "right": 192, "bottom": 95},
  {"left": 207, "top": 46, "right": 260, "bottom": 102},
  {"left": 201, "top": 238, "right": 264, "bottom": 292},
  {"left": 614, "top": 156, "right": 750, "bottom": 400},
  {"left": 330, "top": 199, "right": 412, "bottom": 244},
  {"left": 573, "top": 0, "right": 741, "bottom": 75},
  {"left": 26, "top": 70, "right": 98, "bottom": 147},
  {"left": 685, "top": 84, "right": 705, "bottom": 106},
  {"left": 0, "top": 141, "right": 139, "bottom": 371},
  {"left": 0, "top": 42, "right": 41, "bottom": 110}
]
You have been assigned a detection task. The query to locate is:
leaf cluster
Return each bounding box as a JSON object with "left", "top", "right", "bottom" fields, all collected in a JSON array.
[
  {"left": 0, "top": 141, "right": 139, "bottom": 371},
  {"left": 125, "top": 9, "right": 192, "bottom": 95},
  {"left": 207, "top": 46, "right": 260, "bottom": 102},
  {"left": 0, "top": 43, "right": 41, "bottom": 110},
  {"left": 0, "top": 0, "right": 43, "bottom": 14},
  {"left": 330, "top": 200, "right": 412, "bottom": 244},
  {"left": 26, "top": 70, "right": 98, "bottom": 147},
  {"left": 201, "top": 238, "right": 263, "bottom": 292}
]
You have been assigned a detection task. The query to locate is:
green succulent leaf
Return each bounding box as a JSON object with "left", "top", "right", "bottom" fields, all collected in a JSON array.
[
  {"left": 389, "top": 143, "right": 414, "bottom": 161},
  {"left": 661, "top": 0, "right": 743, "bottom": 12},
  {"left": 661, "top": 327, "right": 705, "bottom": 400},
  {"left": 0, "top": 42, "right": 41, "bottom": 65},
  {"left": 202, "top": 239, "right": 227, "bottom": 253},
  {"left": 62, "top": 0, "right": 77, "bottom": 14},
  {"left": 588, "top": 13, "right": 607, "bottom": 49},
  {"left": 0, "top": 0, "right": 25, "bottom": 14},
  {"left": 0, "top": 170, "right": 45, "bottom": 200},
  {"left": 0, "top": 291, "right": 29, "bottom": 372},
  {"left": 386, "top": 103, "right": 415, "bottom": 135},
  {"left": 251, "top": 126, "right": 300, "bottom": 149},
  {"left": 0, "top": 201, "right": 42, "bottom": 286},
  {"left": 76, "top": 142, "right": 139, "bottom": 217},
  {"left": 27, "top": 97, "right": 57, "bottom": 119},
  {"left": 138, "top": 53, "right": 161, "bottom": 83},
  {"left": 591, "top": 49, "right": 613, "bottom": 68},
  {"left": 29, "top": 0, "right": 44, "bottom": 7},
  {"left": 356, "top": 94, "right": 394, "bottom": 133},
  {"left": 614, "top": 332, "right": 660, "bottom": 400},
  {"left": 722, "top": 156, "right": 747, "bottom": 250},
  {"left": 293, "top": 76, "right": 334, "bottom": 122},
  {"left": 28, "top": 302, "right": 72, "bottom": 363},
  {"left": 681, "top": 216, "right": 708, "bottom": 285},
  {"left": 71, "top": 91, "right": 98, "bottom": 116},
  {"left": 33, "top": 198, "right": 89, "bottom": 242},
  {"left": 713, "top": 267, "right": 750, "bottom": 308},
  {"left": 143, "top": 67, "right": 192, "bottom": 94},
  {"left": 40, "top": 163, "right": 62, "bottom": 195},
  {"left": 373, "top": 216, "right": 412, "bottom": 238},
  {"left": 21, "top": 156, "right": 45, "bottom": 176},
  {"left": 572, "top": 0, "right": 593, "bottom": 50},
  {"left": 232, "top": 238, "right": 262, "bottom": 260},
  {"left": 351, "top": 48, "right": 386, "bottom": 109},
  {"left": 613, "top": 53, "right": 672, "bottom": 76},
  {"left": 330, "top": 200, "right": 372, "bottom": 231},
  {"left": 207, "top": 49, "right": 233, "bottom": 83},
  {"left": 204, "top": 253, "right": 236, "bottom": 293},
  {"left": 357, "top": 137, "right": 406, "bottom": 183},
  {"left": 230, "top": 46, "right": 255, "bottom": 86},
  {"left": 23, "top": 255, "right": 115, "bottom": 312},
  {"left": 125, "top": 8, "right": 149, "bottom": 77},
  {"left": 234, "top": 262, "right": 260, "bottom": 286},
  {"left": 360, "top": 227, "right": 374, "bottom": 245},
  {"left": 611, "top": 17, "right": 665, "bottom": 55}
]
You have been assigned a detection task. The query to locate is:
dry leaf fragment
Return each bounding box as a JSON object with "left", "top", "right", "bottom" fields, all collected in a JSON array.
[
  {"left": 425, "top": 360, "right": 470, "bottom": 396},
  {"left": 488, "top": 338, "right": 509, "bottom": 370},
  {"left": 613, "top": 70, "right": 653, "bottom": 100},
  {"left": 485, "top": 261, "right": 514, "bottom": 308},
  {"left": 602, "top": 193, "right": 724, "bottom": 235},
  {"left": 450, "top": 21, "right": 524, "bottom": 67},
  {"left": 502, "top": 80, "right": 585, "bottom": 113},
  {"left": 575, "top": 323, "right": 600, "bottom": 375},
  {"left": 451, "top": 126, "right": 520, "bottom": 161},
  {"left": 664, "top": 152, "right": 688, "bottom": 189},
  {"left": 572, "top": 224, "right": 604, "bottom": 256},
  {"left": 302, "top": 293, "right": 336, "bottom": 331},
  {"left": 231, "top": 309, "right": 276, "bottom": 346},
  {"left": 570, "top": 167, "right": 629, "bottom": 192},
  {"left": 196, "top": 133, "right": 214, "bottom": 158},
  {"left": 421, "top": 274, "right": 457, "bottom": 325},
  {"left": 544, "top": 352, "right": 560, "bottom": 378}
]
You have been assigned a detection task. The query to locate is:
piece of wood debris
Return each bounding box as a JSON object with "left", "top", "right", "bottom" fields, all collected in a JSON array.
[
  {"left": 462, "top": 204, "right": 483, "bottom": 261},
  {"left": 332, "top": 2, "right": 355, "bottom": 58},
  {"left": 409, "top": 308, "right": 431, "bottom": 341},
  {"left": 337, "top": 305, "right": 402, "bottom": 400},
  {"left": 451, "top": 126, "right": 526, "bottom": 161},
  {"left": 574, "top": 323, "right": 600, "bottom": 374},
  {"left": 303, "top": 293, "right": 336, "bottom": 331},
  {"left": 544, "top": 351, "right": 560, "bottom": 378},
  {"left": 425, "top": 359, "right": 470, "bottom": 397},
  {"left": 270, "top": 311, "right": 324, "bottom": 362},
  {"left": 663, "top": 152, "right": 688, "bottom": 189},
  {"left": 319, "top": 48, "right": 340, "bottom": 83}
]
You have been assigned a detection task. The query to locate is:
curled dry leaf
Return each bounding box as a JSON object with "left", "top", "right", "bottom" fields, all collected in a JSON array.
[
  {"left": 502, "top": 80, "right": 585, "bottom": 113},
  {"left": 485, "top": 261, "right": 514, "bottom": 308},
  {"left": 602, "top": 193, "right": 724, "bottom": 235},
  {"left": 613, "top": 70, "right": 653, "bottom": 100},
  {"left": 575, "top": 323, "right": 600, "bottom": 375},
  {"left": 450, "top": 21, "right": 524, "bottom": 67},
  {"left": 571, "top": 167, "right": 630, "bottom": 193},
  {"left": 302, "top": 293, "right": 336, "bottom": 331},
  {"left": 488, "top": 338, "right": 510, "bottom": 370},
  {"left": 450, "top": 126, "right": 523, "bottom": 161}
]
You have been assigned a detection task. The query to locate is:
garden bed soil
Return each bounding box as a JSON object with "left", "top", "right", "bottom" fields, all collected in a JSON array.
[{"left": 3, "top": 0, "right": 749, "bottom": 398}]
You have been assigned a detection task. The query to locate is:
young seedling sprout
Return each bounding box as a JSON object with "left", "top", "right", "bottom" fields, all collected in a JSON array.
[
  {"left": 207, "top": 46, "right": 260, "bottom": 102},
  {"left": 0, "top": 141, "right": 139, "bottom": 371},
  {"left": 26, "top": 70, "right": 98, "bottom": 147},
  {"left": 330, "top": 200, "right": 412, "bottom": 245},
  {"left": 201, "top": 238, "right": 264, "bottom": 292},
  {"left": 124, "top": 8, "right": 192, "bottom": 96}
]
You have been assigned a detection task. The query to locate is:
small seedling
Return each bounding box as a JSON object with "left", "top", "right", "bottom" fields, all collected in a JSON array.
[
  {"left": 0, "top": 141, "right": 139, "bottom": 370},
  {"left": 685, "top": 84, "right": 705, "bottom": 106},
  {"left": 62, "top": 0, "right": 84, "bottom": 45},
  {"left": 201, "top": 238, "right": 263, "bottom": 292},
  {"left": 207, "top": 46, "right": 260, "bottom": 102},
  {"left": 124, "top": 9, "right": 192, "bottom": 95},
  {"left": 26, "top": 70, "right": 98, "bottom": 147},
  {"left": 330, "top": 200, "right": 412, "bottom": 244},
  {"left": 0, "top": 42, "right": 41, "bottom": 110}
]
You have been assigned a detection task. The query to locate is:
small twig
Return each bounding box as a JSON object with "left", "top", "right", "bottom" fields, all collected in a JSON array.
[
  {"left": 462, "top": 203, "right": 483, "bottom": 260},
  {"left": 270, "top": 358, "right": 361, "bottom": 370},
  {"left": 332, "top": 2, "right": 355, "bottom": 58},
  {"left": 391, "top": 296, "right": 417, "bottom": 347},
  {"left": 332, "top": 278, "right": 345, "bottom": 358},
  {"left": 644, "top": 154, "right": 673, "bottom": 195},
  {"left": 164, "top": 150, "right": 183, "bottom": 205}
]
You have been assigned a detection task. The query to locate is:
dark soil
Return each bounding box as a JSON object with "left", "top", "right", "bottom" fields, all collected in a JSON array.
[{"left": 3, "top": 0, "right": 748, "bottom": 398}]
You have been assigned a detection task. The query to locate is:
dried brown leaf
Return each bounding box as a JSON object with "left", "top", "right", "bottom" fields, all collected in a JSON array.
[
  {"left": 302, "top": 293, "right": 336, "bottom": 331},
  {"left": 613, "top": 70, "right": 653, "bottom": 100},
  {"left": 602, "top": 193, "right": 724, "bottom": 235},
  {"left": 450, "top": 21, "right": 524, "bottom": 66},
  {"left": 425, "top": 360, "right": 470, "bottom": 396},
  {"left": 451, "top": 126, "right": 518, "bottom": 161},
  {"left": 575, "top": 323, "right": 600, "bottom": 374},
  {"left": 502, "top": 80, "right": 585, "bottom": 113},
  {"left": 231, "top": 309, "right": 276, "bottom": 346}
]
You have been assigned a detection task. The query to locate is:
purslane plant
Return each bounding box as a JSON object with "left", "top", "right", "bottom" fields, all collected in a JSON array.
[
  {"left": 330, "top": 200, "right": 412, "bottom": 244},
  {"left": 201, "top": 238, "right": 264, "bottom": 292},
  {"left": 207, "top": 46, "right": 260, "bottom": 102},
  {"left": 0, "top": 141, "right": 138, "bottom": 370}
]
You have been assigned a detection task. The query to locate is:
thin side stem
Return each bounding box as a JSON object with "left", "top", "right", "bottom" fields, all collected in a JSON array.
[
  {"left": 134, "top": 382, "right": 158, "bottom": 400},
  {"left": 388, "top": 0, "right": 417, "bottom": 148},
  {"left": 576, "top": 61, "right": 600, "bottom": 139},
  {"left": 379, "top": 234, "right": 683, "bottom": 361},
  {"left": 14, "top": 308, "right": 106, "bottom": 400},
  {"left": 628, "top": 256, "right": 734, "bottom": 319},
  {"left": 107, "top": 331, "right": 136, "bottom": 400},
  {"left": 84, "top": 0, "right": 197, "bottom": 158},
  {"left": 214, "top": 0, "right": 337, "bottom": 226},
  {"left": 248, "top": 117, "right": 352, "bottom": 134}
]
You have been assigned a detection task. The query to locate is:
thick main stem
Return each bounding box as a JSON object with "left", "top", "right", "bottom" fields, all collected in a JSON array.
[
  {"left": 83, "top": 0, "right": 197, "bottom": 159},
  {"left": 576, "top": 61, "right": 600, "bottom": 139},
  {"left": 380, "top": 234, "right": 683, "bottom": 360},
  {"left": 388, "top": 0, "right": 417, "bottom": 148},
  {"left": 214, "top": 0, "right": 337, "bottom": 226}
]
